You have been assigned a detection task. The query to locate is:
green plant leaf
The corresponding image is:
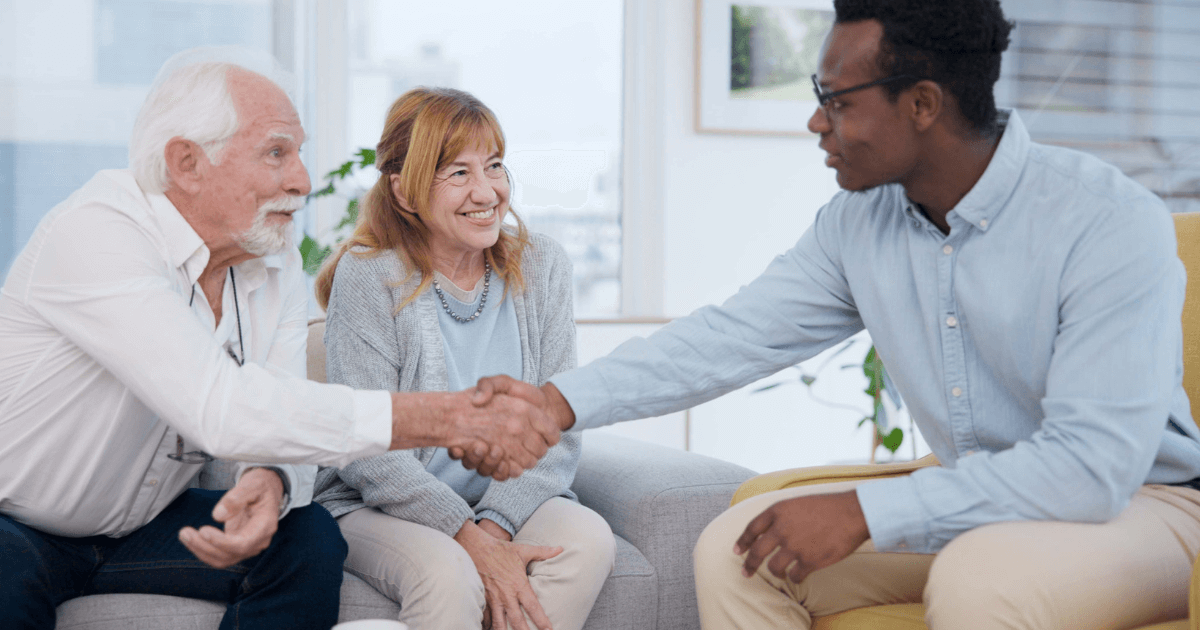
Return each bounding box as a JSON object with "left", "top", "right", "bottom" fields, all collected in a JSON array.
[
  {"left": 800, "top": 374, "right": 816, "bottom": 386},
  {"left": 356, "top": 148, "right": 376, "bottom": 166},
  {"left": 311, "top": 181, "right": 336, "bottom": 198},
  {"left": 751, "top": 383, "right": 784, "bottom": 393},
  {"left": 336, "top": 198, "right": 360, "bottom": 230},
  {"left": 326, "top": 159, "right": 356, "bottom": 180},
  {"left": 299, "top": 234, "right": 332, "bottom": 276},
  {"left": 881, "top": 427, "right": 904, "bottom": 453}
]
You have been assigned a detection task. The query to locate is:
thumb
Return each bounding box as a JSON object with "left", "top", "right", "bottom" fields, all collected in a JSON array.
[
  {"left": 472, "top": 377, "right": 497, "bottom": 406},
  {"left": 517, "top": 543, "right": 564, "bottom": 564},
  {"left": 213, "top": 485, "right": 251, "bottom": 523}
]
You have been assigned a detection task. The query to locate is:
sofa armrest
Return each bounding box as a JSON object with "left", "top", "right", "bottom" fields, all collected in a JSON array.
[
  {"left": 731, "top": 454, "right": 940, "bottom": 506},
  {"left": 573, "top": 432, "right": 756, "bottom": 630}
]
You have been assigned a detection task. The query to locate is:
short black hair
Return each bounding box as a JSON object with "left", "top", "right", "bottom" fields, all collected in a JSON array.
[{"left": 834, "top": 0, "right": 1013, "bottom": 134}]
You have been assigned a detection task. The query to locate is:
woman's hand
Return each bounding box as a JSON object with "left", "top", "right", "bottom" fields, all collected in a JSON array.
[{"left": 455, "top": 519, "right": 562, "bottom": 630}]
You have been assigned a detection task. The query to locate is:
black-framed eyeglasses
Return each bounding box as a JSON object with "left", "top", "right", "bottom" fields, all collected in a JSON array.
[{"left": 811, "top": 73, "right": 923, "bottom": 108}]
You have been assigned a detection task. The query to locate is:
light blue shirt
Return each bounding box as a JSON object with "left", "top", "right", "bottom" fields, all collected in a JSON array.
[
  {"left": 424, "top": 272, "right": 523, "bottom": 531},
  {"left": 552, "top": 110, "right": 1200, "bottom": 554}
]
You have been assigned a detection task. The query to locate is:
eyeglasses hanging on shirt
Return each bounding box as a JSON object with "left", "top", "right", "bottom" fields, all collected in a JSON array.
[{"left": 169, "top": 268, "right": 244, "bottom": 464}]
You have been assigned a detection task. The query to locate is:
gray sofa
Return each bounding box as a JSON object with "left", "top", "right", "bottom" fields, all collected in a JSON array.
[{"left": 53, "top": 321, "right": 756, "bottom": 630}]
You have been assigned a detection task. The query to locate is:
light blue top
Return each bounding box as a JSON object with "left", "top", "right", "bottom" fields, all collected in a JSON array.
[
  {"left": 552, "top": 110, "right": 1200, "bottom": 554},
  {"left": 425, "top": 271, "right": 522, "bottom": 509}
]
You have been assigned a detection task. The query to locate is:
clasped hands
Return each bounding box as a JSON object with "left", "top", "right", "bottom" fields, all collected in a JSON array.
[{"left": 438, "top": 375, "right": 575, "bottom": 482}]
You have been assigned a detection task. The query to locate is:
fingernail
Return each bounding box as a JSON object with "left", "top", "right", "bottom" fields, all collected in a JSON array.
[
  {"left": 179, "top": 530, "right": 192, "bottom": 543},
  {"left": 733, "top": 545, "right": 743, "bottom": 554},
  {"left": 742, "top": 569, "right": 753, "bottom": 578},
  {"left": 213, "top": 506, "right": 227, "bottom": 520}
]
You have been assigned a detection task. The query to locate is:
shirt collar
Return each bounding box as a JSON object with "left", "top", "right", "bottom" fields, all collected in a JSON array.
[
  {"left": 946, "top": 108, "right": 1031, "bottom": 232},
  {"left": 144, "top": 189, "right": 285, "bottom": 291},
  {"left": 145, "top": 190, "right": 208, "bottom": 285}
]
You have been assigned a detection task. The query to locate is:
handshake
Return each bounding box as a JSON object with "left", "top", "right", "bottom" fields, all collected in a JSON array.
[{"left": 388, "top": 375, "right": 577, "bottom": 481}]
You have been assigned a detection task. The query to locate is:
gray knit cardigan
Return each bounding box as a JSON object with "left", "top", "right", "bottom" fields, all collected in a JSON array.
[{"left": 312, "top": 232, "right": 580, "bottom": 538}]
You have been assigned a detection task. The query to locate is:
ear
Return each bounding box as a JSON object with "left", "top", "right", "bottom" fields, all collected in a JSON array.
[
  {"left": 163, "top": 136, "right": 205, "bottom": 195},
  {"left": 907, "top": 80, "right": 944, "bottom": 133},
  {"left": 389, "top": 174, "right": 417, "bottom": 215}
]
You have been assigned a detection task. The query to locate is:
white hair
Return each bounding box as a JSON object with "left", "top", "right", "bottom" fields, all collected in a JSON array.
[{"left": 129, "top": 46, "right": 297, "bottom": 194}]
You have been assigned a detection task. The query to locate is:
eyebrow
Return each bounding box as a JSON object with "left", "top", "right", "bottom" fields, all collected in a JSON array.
[{"left": 266, "top": 132, "right": 306, "bottom": 146}]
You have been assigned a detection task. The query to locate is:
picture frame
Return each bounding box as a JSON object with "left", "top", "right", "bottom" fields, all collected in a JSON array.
[{"left": 695, "top": 0, "right": 834, "bottom": 136}]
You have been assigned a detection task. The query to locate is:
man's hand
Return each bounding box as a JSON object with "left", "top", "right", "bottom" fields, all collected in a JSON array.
[
  {"left": 472, "top": 376, "right": 576, "bottom": 432},
  {"left": 446, "top": 375, "right": 576, "bottom": 473},
  {"left": 388, "top": 387, "right": 561, "bottom": 482},
  {"left": 455, "top": 519, "right": 562, "bottom": 630},
  {"left": 179, "top": 467, "right": 283, "bottom": 569},
  {"left": 734, "top": 491, "right": 870, "bottom": 584}
]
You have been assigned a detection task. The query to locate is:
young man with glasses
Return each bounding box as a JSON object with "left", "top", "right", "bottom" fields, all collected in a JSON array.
[{"left": 474, "top": 0, "right": 1200, "bottom": 627}]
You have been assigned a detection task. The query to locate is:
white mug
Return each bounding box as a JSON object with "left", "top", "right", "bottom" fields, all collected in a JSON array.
[{"left": 332, "top": 621, "right": 408, "bottom": 630}]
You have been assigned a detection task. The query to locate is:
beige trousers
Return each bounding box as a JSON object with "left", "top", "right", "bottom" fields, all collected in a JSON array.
[
  {"left": 694, "top": 479, "right": 1200, "bottom": 630},
  {"left": 338, "top": 497, "right": 615, "bottom": 630}
]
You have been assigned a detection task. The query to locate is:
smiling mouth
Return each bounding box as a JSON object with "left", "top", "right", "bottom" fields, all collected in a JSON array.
[{"left": 462, "top": 208, "right": 496, "bottom": 220}]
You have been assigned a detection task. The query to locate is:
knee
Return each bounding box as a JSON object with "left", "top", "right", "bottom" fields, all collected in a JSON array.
[
  {"left": 276, "top": 504, "right": 348, "bottom": 576},
  {"left": 924, "top": 526, "right": 1026, "bottom": 627},
  {"left": 412, "top": 536, "right": 485, "bottom": 602},
  {"left": 694, "top": 507, "right": 745, "bottom": 578},
  {"left": 556, "top": 507, "right": 616, "bottom": 574}
]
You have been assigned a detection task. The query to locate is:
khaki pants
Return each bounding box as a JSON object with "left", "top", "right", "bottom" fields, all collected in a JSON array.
[
  {"left": 694, "top": 480, "right": 1200, "bottom": 630},
  {"left": 338, "top": 497, "right": 615, "bottom": 630}
]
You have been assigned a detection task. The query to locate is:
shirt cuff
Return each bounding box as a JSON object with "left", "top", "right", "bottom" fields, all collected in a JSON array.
[
  {"left": 476, "top": 510, "right": 518, "bottom": 538},
  {"left": 549, "top": 367, "right": 611, "bottom": 431},
  {"left": 349, "top": 390, "right": 394, "bottom": 457},
  {"left": 855, "top": 475, "right": 933, "bottom": 553}
]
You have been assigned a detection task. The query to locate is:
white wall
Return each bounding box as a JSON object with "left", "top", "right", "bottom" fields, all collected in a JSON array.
[{"left": 607, "top": 0, "right": 930, "bottom": 474}]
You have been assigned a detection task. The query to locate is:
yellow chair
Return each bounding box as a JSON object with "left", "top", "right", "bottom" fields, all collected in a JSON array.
[{"left": 730, "top": 212, "right": 1200, "bottom": 630}]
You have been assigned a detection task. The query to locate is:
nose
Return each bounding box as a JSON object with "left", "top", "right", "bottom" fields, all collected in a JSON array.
[
  {"left": 469, "top": 171, "right": 501, "bottom": 206},
  {"left": 284, "top": 153, "right": 311, "bottom": 197},
  {"left": 807, "top": 105, "right": 830, "bottom": 135}
]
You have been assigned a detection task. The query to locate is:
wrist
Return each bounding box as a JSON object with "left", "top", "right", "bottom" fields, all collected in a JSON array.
[
  {"left": 390, "top": 392, "right": 453, "bottom": 450},
  {"left": 245, "top": 466, "right": 288, "bottom": 512},
  {"left": 541, "top": 382, "right": 576, "bottom": 431},
  {"left": 477, "top": 517, "right": 514, "bottom": 542}
]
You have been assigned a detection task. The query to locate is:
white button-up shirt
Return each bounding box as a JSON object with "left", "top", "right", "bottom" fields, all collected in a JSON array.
[{"left": 0, "top": 170, "right": 392, "bottom": 537}]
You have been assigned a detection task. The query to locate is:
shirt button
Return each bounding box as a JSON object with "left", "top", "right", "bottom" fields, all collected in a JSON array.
[
  {"left": 980, "top": 219, "right": 989, "bottom": 228},
  {"left": 952, "top": 387, "right": 963, "bottom": 397},
  {"left": 147, "top": 479, "right": 158, "bottom": 486},
  {"left": 946, "top": 315, "right": 958, "bottom": 327},
  {"left": 943, "top": 245, "right": 953, "bottom": 255}
]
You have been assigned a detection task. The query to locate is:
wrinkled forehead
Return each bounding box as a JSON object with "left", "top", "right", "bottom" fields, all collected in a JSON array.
[{"left": 227, "top": 67, "right": 305, "bottom": 143}]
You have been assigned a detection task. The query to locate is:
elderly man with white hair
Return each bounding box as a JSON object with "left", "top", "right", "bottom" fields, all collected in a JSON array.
[{"left": 0, "top": 48, "right": 561, "bottom": 629}]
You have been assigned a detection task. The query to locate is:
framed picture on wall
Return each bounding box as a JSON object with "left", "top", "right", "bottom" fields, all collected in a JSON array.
[{"left": 695, "top": 0, "right": 834, "bottom": 135}]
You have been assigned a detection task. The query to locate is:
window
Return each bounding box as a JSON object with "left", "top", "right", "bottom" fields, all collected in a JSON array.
[
  {"left": 0, "top": 0, "right": 275, "bottom": 276},
  {"left": 998, "top": 0, "right": 1200, "bottom": 213}
]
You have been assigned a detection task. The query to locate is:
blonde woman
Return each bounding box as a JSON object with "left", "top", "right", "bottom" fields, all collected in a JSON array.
[{"left": 312, "top": 88, "right": 615, "bottom": 630}]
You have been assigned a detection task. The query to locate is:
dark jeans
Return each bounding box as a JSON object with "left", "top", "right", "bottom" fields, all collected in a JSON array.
[{"left": 0, "top": 489, "right": 347, "bottom": 630}]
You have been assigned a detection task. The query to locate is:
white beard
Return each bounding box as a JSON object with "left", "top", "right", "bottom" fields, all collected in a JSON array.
[{"left": 236, "top": 195, "right": 304, "bottom": 256}]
